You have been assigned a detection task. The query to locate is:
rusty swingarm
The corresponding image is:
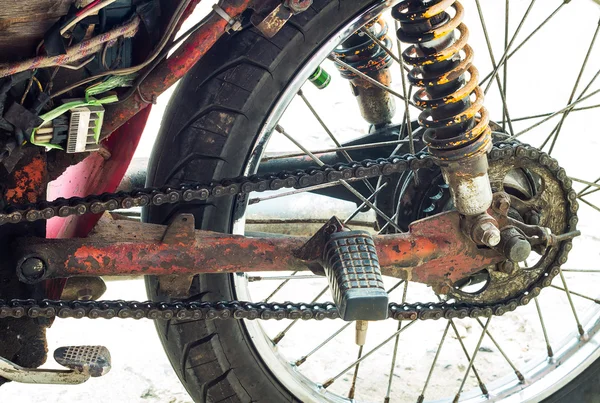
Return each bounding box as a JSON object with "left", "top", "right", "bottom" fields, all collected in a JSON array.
[{"left": 13, "top": 190, "right": 575, "bottom": 300}]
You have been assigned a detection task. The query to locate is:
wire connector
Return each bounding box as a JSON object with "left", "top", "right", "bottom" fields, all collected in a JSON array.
[
  {"left": 66, "top": 104, "right": 105, "bottom": 153},
  {"left": 212, "top": 4, "right": 243, "bottom": 32}
]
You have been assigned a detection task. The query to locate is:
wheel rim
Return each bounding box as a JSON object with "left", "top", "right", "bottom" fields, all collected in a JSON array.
[{"left": 228, "top": 1, "right": 600, "bottom": 401}]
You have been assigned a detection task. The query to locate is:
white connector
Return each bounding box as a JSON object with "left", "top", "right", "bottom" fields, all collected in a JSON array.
[{"left": 66, "top": 104, "right": 105, "bottom": 153}]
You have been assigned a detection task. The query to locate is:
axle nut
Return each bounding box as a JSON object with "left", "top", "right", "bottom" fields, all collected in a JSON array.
[
  {"left": 19, "top": 257, "right": 46, "bottom": 281},
  {"left": 503, "top": 236, "right": 531, "bottom": 262},
  {"left": 498, "top": 227, "right": 532, "bottom": 262}
]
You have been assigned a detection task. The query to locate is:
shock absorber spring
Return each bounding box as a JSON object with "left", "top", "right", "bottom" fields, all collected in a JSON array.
[
  {"left": 333, "top": 18, "right": 396, "bottom": 128},
  {"left": 393, "top": 0, "right": 493, "bottom": 216}
]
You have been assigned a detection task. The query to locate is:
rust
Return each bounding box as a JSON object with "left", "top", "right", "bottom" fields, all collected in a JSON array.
[
  {"left": 16, "top": 212, "right": 503, "bottom": 291},
  {"left": 101, "top": 0, "right": 253, "bottom": 137},
  {"left": 252, "top": 3, "right": 293, "bottom": 38},
  {"left": 5, "top": 153, "right": 46, "bottom": 204}
]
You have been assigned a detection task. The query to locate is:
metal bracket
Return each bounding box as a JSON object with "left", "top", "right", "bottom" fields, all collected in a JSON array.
[
  {"left": 212, "top": 4, "right": 243, "bottom": 32},
  {"left": 251, "top": 0, "right": 313, "bottom": 38},
  {"left": 158, "top": 214, "right": 197, "bottom": 298}
]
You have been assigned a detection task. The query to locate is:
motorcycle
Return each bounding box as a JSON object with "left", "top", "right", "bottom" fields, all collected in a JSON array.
[{"left": 0, "top": 0, "right": 598, "bottom": 401}]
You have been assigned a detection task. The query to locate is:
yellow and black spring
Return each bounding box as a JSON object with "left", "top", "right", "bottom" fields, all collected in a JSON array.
[
  {"left": 333, "top": 18, "right": 396, "bottom": 126},
  {"left": 333, "top": 18, "right": 394, "bottom": 79},
  {"left": 392, "top": 0, "right": 491, "bottom": 161}
]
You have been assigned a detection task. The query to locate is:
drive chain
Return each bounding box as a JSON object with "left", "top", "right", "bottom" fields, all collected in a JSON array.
[{"left": 0, "top": 141, "right": 578, "bottom": 321}]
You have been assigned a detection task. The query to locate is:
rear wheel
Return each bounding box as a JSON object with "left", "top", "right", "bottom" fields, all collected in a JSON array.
[{"left": 145, "top": 1, "right": 600, "bottom": 402}]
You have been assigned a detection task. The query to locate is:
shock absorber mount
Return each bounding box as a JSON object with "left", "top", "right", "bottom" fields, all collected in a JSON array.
[{"left": 333, "top": 17, "right": 396, "bottom": 127}]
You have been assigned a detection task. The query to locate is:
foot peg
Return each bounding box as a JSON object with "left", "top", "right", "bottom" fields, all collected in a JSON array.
[
  {"left": 0, "top": 345, "right": 111, "bottom": 384},
  {"left": 54, "top": 345, "right": 111, "bottom": 378},
  {"left": 323, "top": 228, "right": 389, "bottom": 321}
]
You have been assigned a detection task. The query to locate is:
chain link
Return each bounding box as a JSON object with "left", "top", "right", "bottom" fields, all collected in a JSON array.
[{"left": 0, "top": 141, "right": 577, "bottom": 321}]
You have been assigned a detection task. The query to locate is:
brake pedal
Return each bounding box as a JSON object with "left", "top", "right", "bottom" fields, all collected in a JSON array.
[
  {"left": 323, "top": 229, "right": 389, "bottom": 321},
  {"left": 0, "top": 345, "right": 110, "bottom": 384}
]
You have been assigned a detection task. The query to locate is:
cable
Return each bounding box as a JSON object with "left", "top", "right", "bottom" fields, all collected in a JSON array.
[
  {"left": 0, "top": 16, "right": 140, "bottom": 79},
  {"left": 51, "top": 0, "right": 194, "bottom": 98},
  {"left": 113, "top": 13, "right": 212, "bottom": 104},
  {"left": 60, "top": 0, "right": 118, "bottom": 36}
]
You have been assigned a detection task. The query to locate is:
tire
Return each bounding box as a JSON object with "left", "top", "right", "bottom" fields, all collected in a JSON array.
[
  {"left": 143, "top": 1, "right": 378, "bottom": 402},
  {"left": 143, "top": 1, "right": 600, "bottom": 402}
]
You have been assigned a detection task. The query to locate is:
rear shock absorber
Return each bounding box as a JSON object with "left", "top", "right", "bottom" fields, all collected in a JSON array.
[
  {"left": 333, "top": 18, "right": 396, "bottom": 128},
  {"left": 393, "top": 0, "right": 493, "bottom": 216}
]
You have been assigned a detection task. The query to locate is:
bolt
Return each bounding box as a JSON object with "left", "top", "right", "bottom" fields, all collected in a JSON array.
[
  {"left": 493, "top": 193, "right": 511, "bottom": 215},
  {"left": 498, "top": 260, "right": 517, "bottom": 275},
  {"left": 19, "top": 257, "right": 46, "bottom": 280},
  {"left": 475, "top": 222, "right": 501, "bottom": 247},
  {"left": 285, "top": 0, "right": 312, "bottom": 14},
  {"left": 525, "top": 210, "right": 541, "bottom": 225}
]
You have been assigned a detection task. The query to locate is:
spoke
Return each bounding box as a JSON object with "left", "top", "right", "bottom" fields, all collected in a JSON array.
[
  {"left": 481, "top": 0, "right": 566, "bottom": 89},
  {"left": 547, "top": 19, "right": 600, "bottom": 154},
  {"left": 295, "top": 322, "right": 354, "bottom": 366},
  {"left": 514, "top": 87, "right": 600, "bottom": 138},
  {"left": 577, "top": 175, "right": 600, "bottom": 196},
  {"left": 453, "top": 317, "right": 491, "bottom": 403},
  {"left": 502, "top": 0, "right": 509, "bottom": 132},
  {"left": 298, "top": 89, "right": 376, "bottom": 193},
  {"left": 475, "top": 318, "right": 524, "bottom": 382},
  {"left": 578, "top": 196, "right": 600, "bottom": 214},
  {"left": 248, "top": 178, "right": 363, "bottom": 205},
  {"left": 322, "top": 320, "right": 416, "bottom": 388},
  {"left": 276, "top": 125, "right": 403, "bottom": 232},
  {"left": 294, "top": 280, "right": 405, "bottom": 366},
  {"left": 272, "top": 286, "right": 328, "bottom": 344},
  {"left": 393, "top": 20, "right": 416, "bottom": 157},
  {"left": 536, "top": 67, "right": 600, "bottom": 147},
  {"left": 247, "top": 275, "right": 322, "bottom": 282},
  {"left": 384, "top": 281, "right": 409, "bottom": 403},
  {"left": 571, "top": 177, "right": 600, "bottom": 190},
  {"left": 580, "top": 188, "right": 600, "bottom": 198},
  {"left": 331, "top": 56, "right": 418, "bottom": 108},
  {"left": 343, "top": 182, "right": 388, "bottom": 225},
  {"left": 562, "top": 269, "right": 600, "bottom": 273},
  {"left": 449, "top": 320, "right": 489, "bottom": 396},
  {"left": 557, "top": 268, "right": 586, "bottom": 336},
  {"left": 416, "top": 321, "right": 451, "bottom": 403},
  {"left": 361, "top": 27, "right": 402, "bottom": 66},
  {"left": 499, "top": 104, "right": 600, "bottom": 124},
  {"left": 377, "top": 211, "right": 399, "bottom": 234},
  {"left": 475, "top": 0, "right": 515, "bottom": 136},
  {"left": 348, "top": 345, "right": 363, "bottom": 399},
  {"left": 261, "top": 139, "right": 410, "bottom": 161},
  {"left": 551, "top": 284, "right": 600, "bottom": 304},
  {"left": 534, "top": 297, "right": 554, "bottom": 358},
  {"left": 265, "top": 271, "right": 298, "bottom": 302},
  {"left": 482, "top": 0, "right": 537, "bottom": 94}
]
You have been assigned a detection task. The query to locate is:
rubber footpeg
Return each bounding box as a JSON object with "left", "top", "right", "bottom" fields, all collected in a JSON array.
[
  {"left": 54, "top": 345, "right": 111, "bottom": 377},
  {"left": 323, "top": 230, "right": 388, "bottom": 321}
]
